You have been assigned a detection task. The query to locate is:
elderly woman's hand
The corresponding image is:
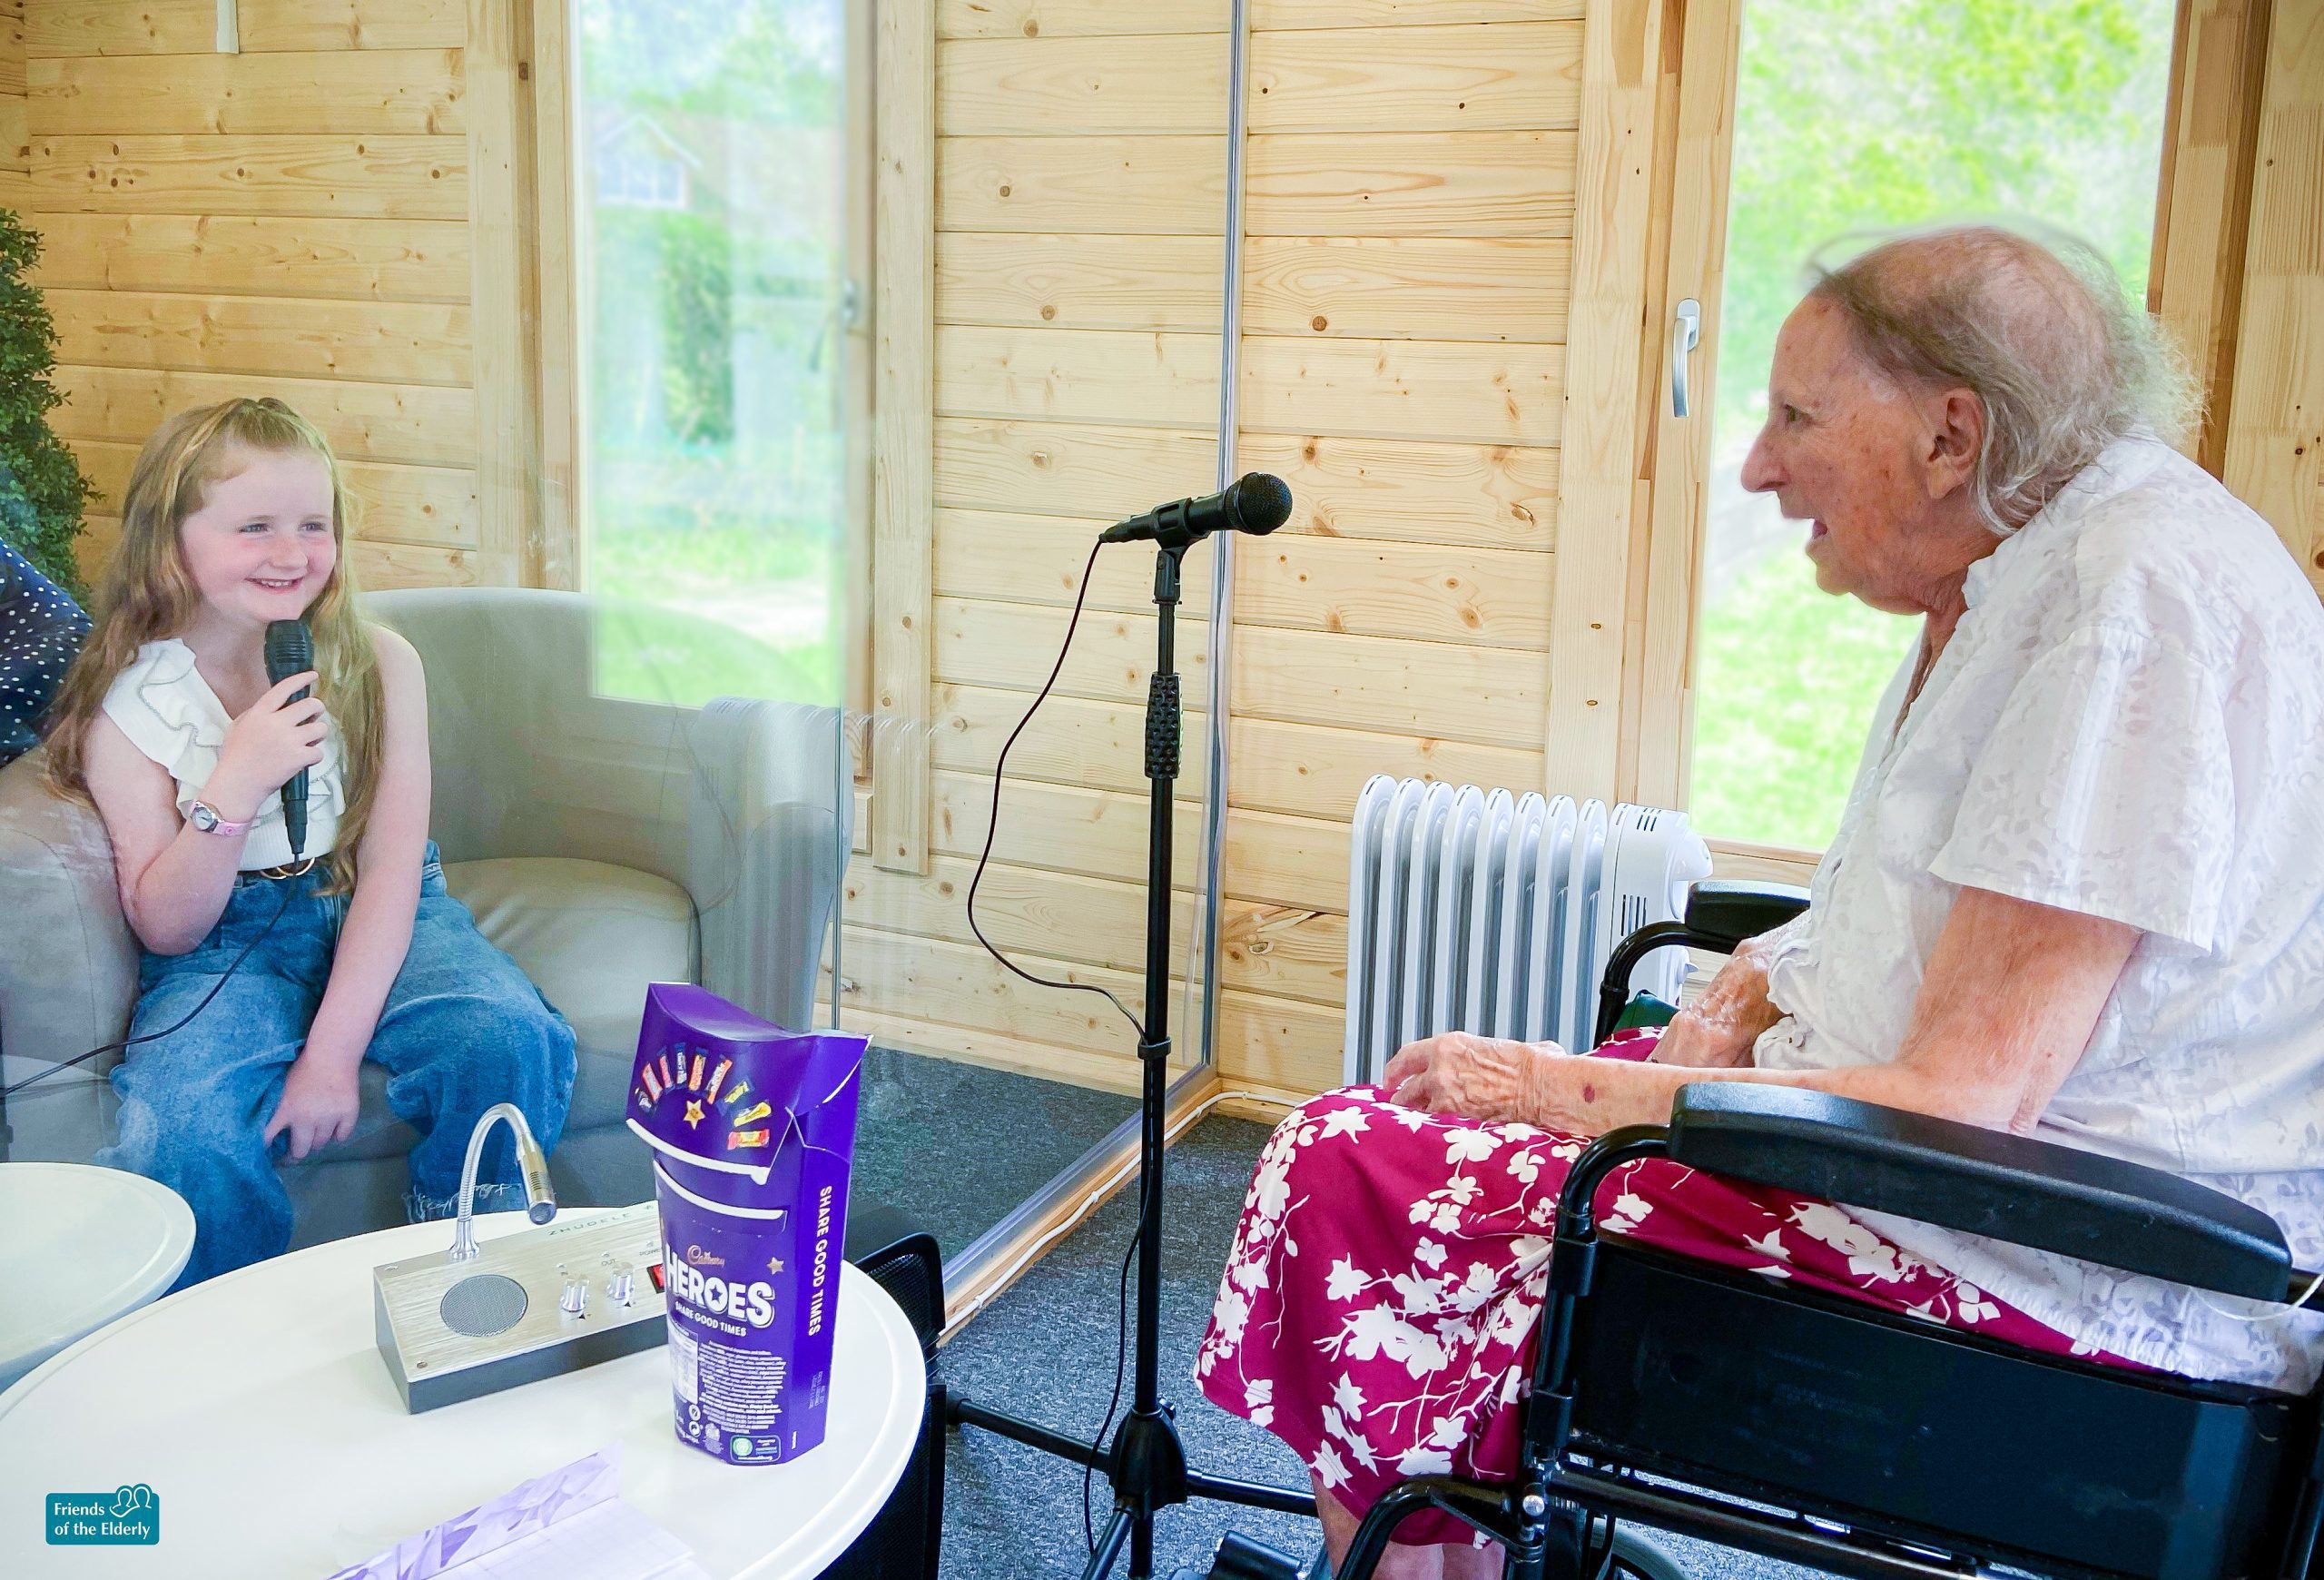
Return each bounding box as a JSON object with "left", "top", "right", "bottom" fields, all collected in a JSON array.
[{"left": 1382, "top": 1032, "right": 1560, "bottom": 1124}]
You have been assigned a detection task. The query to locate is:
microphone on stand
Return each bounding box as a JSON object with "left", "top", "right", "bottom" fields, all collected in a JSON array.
[
  {"left": 1098, "top": 472, "right": 1294, "bottom": 548},
  {"left": 263, "top": 618, "right": 313, "bottom": 859}
]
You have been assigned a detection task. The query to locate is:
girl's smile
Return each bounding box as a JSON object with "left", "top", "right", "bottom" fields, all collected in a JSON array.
[{"left": 177, "top": 447, "right": 339, "bottom": 632}]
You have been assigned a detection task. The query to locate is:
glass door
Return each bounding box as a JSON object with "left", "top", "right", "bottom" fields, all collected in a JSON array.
[{"left": 1658, "top": 0, "right": 2181, "bottom": 852}]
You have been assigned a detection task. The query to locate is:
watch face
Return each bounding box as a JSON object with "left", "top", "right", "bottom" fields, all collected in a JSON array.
[{"left": 192, "top": 803, "right": 219, "bottom": 832}]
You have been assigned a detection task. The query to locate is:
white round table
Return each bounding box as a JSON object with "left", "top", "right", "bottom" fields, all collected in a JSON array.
[
  {"left": 0, "top": 1209, "right": 927, "bottom": 1578},
  {"left": 0, "top": 1161, "right": 193, "bottom": 1394}
]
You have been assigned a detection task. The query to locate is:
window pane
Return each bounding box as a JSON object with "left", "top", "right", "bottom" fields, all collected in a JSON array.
[
  {"left": 576, "top": 0, "right": 852, "bottom": 711},
  {"left": 1690, "top": 0, "right": 2177, "bottom": 850}
]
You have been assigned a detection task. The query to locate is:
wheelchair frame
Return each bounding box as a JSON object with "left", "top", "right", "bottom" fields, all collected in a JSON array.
[{"left": 1310, "top": 884, "right": 2324, "bottom": 1580}]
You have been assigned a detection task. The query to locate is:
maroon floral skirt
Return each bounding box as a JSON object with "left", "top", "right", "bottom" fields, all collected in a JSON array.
[{"left": 1195, "top": 1031, "right": 2129, "bottom": 1546}]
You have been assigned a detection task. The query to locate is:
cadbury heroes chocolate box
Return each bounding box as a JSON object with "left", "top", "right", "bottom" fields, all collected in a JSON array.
[{"left": 625, "top": 983, "right": 867, "bottom": 1465}]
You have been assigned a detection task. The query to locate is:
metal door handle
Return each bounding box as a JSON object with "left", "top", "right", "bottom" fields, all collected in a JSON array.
[{"left": 1671, "top": 299, "right": 1701, "bottom": 418}]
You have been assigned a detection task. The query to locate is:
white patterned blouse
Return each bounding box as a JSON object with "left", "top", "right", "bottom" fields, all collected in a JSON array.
[{"left": 1753, "top": 435, "right": 2324, "bottom": 1390}]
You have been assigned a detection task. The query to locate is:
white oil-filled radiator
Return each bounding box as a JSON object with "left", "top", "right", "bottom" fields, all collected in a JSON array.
[{"left": 1343, "top": 776, "right": 1712, "bottom": 1085}]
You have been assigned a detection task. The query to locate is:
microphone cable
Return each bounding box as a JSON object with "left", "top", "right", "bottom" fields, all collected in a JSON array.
[
  {"left": 965, "top": 534, "right": 1149, "bottom": 1044},
  {"left": 2, "top": 877, "right": 296, "bottom": 1099}
]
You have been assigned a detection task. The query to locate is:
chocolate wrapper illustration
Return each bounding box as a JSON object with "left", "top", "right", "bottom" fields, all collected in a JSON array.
[{"left": 625, "top": 983, "right": 866, "bottom": 1466}]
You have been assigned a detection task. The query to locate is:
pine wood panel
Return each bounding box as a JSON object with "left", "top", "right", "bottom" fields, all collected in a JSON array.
[
  {"left": 1232, "top": 623, "right": 1547, "bottom": 745},
  {"left": 47, "top": 289, "right": 469, "bottom": 384},
  {"left": 934, "top": 594, "right": 1210, "bottom": 706},
  {"left": 1217, "top": 985, "right": 1344, "bottom": 1095},
  {"left": 29, "top": 49, "right": 465, "bottom": 137},
  {"left": 1227, "top": 713, "right": 1541, "bottom": 822},
  {"left": 847, "top": 853, "right": 1198, "bottom": 980},
  {"left": 0, "top": 93, "right": 25, "bottom": 172},
  {"left": 2222, "top": 0, "right": 2324, "bottom": 568},
  {"left": 932, "top": 682, "right": 1211, "bottom": 798},
  {"left": 935, "top": 324, "right": 1220, "bottom": 427},
  {"left": 1543, "top": 0, "right": 1669, "bottom": 806},
  {"left": 1235, "top": 532, "right": 1550, "bottom": 647},
  {"left": 935, "top": 231, "right": 1224, "bottom": 331},
  {"left": 943, "top": 595, "right": 1547, "bottom": 746},
  {"left": 2150, "top": 0, "right": 2270, "bottom": 473},
  {"left": 1245, "top": 131, "right": 1575, "bottom": 238},
  {"left": 68, "top": 437, "right": 478, "bottom": 548},
  {"left": 936, "top": 506, "right": 1550, "bottom": 647},
  {"left": 30, "top": 213, "right": 470, "bottom": 301},
  {"left": 937, "top": 1, "right": 1229, "bottom": 38},
  {"left": 1248, "top": 22, "right": 1583, "bottom": 134},
  {"left": 875, "top": 0, "right": 937, "bottom": 874},
  {"left": 0, "top": 2, "right": 17, "bottom": 97},
  {"left": 1253, "top": 1, "right": 1583, "bottom": 25},
  {"left": 938, "top": 134, "right": 1226, "bottom": 234},
  {"left": 1221, "top": 902, "right": 1345, "bottom": 1007},
  {"left": 1239, "top": 332, "right": 1561, "bottom": 445},
  {"left": 933, "top": 507, "right": 1216, "bottom": 613},
  {"left": 938, "top": 33, "right": 1228, "bottom": 137},
  {"left": 49, "top": 364, "right": 478, "bottom": 469},
  {"left": 350, "top": 538, "right": 477, "bottom": 588},
  {"left": 929, "top": 769, "right": 1206, "bottom": 889},
  {"left": 1236, "top": 431, "right": 1556, "bottom": 549},
  {"left": 27, "top": 1, "right": 466, "bottom": 55},
  {"left": 1242, "top": 235, "right": 1568, "bottom": 342},
  {"left": 30, "top": 134, "right": 468, "bottom": 219},
  {"left": 837, "top": 923, "right": 1156, "bottom": 1059},
  {"left": 925, "top": 767, "right": 1351, "bottom": 918},
  {"left": 72, "top": 512, "right": 117, "bottom": 582},
  {"left": 1220, "top": 804, "right": 1349, "bottom": 915},
  {"left": 932, "top": 416, "right": 1217, "bottom": 518}
]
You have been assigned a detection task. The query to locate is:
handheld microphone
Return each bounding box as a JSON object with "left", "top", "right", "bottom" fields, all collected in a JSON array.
[
  {"left": 1098, "top": 472, "right": 1294, "bottom": 548},
  {"left": 263, "top": 618, "right": 313, "bottom": 859}
]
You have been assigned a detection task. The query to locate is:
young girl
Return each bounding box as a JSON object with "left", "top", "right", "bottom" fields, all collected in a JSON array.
[{"left": 45, "top": 398, "right": 576, "bottom": 1289}]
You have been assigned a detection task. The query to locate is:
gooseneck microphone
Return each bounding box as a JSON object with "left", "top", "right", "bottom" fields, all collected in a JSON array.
[
  {"left": 1098, "top": 472, "right": 1294, "bottom": 548},
  {"left": 263, "top": 618, "right": 313, "bottom": 859}
]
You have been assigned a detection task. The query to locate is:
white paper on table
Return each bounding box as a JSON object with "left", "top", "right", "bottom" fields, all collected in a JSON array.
[{"left": 323, "top": 1446, "right": 713, "bottom": 1580}]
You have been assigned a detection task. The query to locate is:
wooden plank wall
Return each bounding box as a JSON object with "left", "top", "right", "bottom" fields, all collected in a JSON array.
[
  {"left": 1, "top": 5, "right": 25, "bottom": 218},
  {"left": 1215, "top": 0, "right": 1578, "bottom": 1098},
  {"left": 19, "top": 1, "right": 484, "bottom": 592},
  {"left": 836, "top": 0, "right": 1236, "bottom": 1090}
]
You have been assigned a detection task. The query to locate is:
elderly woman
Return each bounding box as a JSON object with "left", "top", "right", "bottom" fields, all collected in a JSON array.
[{"left": 1196, "top": 224, "right": 2324, "bottom": 1580}]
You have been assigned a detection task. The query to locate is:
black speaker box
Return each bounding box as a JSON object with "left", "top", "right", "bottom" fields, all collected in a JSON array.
[{"left": 826, "top": 1201, "right": 947, "bottom": 1580}]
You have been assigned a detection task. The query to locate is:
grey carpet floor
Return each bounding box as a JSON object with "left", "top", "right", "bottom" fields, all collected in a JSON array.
[
  {"left": 929, "top": 1114, "right": 1824, "bottom": 1580},
  {"left": 852, "top": 1046, "right": 1139, "bottom": 1263}
]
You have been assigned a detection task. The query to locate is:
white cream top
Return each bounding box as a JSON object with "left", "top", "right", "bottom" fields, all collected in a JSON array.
[
  {"left": 1752, "top": 436, "right": 2324, "bottom": 1390},
  {"left": 100, "top": 637, "right": 345, "bottom": 870}
]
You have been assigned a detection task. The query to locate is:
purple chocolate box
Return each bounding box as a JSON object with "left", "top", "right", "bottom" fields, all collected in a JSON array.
[{"left": 625, "top": 983, "right": 867, "bottom": 1466}]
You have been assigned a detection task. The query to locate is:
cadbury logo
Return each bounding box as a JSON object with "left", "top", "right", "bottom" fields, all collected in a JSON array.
[{"left": 684, "top": 1246, "right": 726, "bottom": 1268}]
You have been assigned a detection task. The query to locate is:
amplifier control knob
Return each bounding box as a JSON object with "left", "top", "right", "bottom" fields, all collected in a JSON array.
[
  {"left": 608, "top": 1269, "right": 635, "bottom": 1306},
  {"left": 559, "top": 1276, "right": 589, "bottom": 1317}
]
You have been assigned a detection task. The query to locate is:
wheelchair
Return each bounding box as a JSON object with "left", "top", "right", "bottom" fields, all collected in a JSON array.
[{"left": 1192, "top": 881, "right": 2324, "bottom": 1580}]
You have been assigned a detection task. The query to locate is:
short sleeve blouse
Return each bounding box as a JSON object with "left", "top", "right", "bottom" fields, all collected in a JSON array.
[
  {"left": 1754, "top": 437, "right": 2324, "bottom": 1390},
  {"left": 100, "top": 637, "right": 345, "bottom": 869}
]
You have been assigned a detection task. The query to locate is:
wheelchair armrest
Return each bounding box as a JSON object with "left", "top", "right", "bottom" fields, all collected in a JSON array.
[
  {"left": 1681, "top": 880, "right": 1810, "bottom": 953},
  {"left": 1664, "top": 1083, "right": 2296, "bottom": 1300}
]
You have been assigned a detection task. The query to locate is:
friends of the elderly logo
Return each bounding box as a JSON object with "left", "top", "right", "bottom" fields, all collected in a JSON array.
[{"left": 45, "top": 1484, "right": 159, "bottom": 1545}]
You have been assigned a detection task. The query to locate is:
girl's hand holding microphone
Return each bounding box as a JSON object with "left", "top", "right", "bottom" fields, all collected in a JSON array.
[
  {"left": 208, "top": 667, "right": 359, "bottom": 1160},
  {"left": 201, "top": 670, "right": 325, "bottom": 823}
]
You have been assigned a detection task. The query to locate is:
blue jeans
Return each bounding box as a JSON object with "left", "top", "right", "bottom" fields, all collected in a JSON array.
[{"left": 94, "top": 842, "right": 577, "bottom": 1289}]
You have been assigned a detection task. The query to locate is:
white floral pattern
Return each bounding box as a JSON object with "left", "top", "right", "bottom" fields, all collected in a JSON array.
[{"left": 1197, "top": 1050, "right": 2112, "bottom": 1547}]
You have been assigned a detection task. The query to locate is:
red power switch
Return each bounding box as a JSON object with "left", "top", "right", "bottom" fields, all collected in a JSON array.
[{"left": 647, "top": 1262, "right": 665, "bottom": 1293}]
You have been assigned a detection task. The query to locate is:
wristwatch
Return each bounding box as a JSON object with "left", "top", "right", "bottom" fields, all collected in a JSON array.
[{"left": 188, "top": 800, "right": 252, "bottom": 838}]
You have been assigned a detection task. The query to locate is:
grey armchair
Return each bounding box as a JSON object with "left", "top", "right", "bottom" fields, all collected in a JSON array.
[{"left": 0, "top": 586, "right": 848, "bottom": 1247}]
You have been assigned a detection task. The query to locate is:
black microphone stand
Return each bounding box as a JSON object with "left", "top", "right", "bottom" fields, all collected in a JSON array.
[{"left": 947, "top": 519, "right": 1312, "bottom": 1577}]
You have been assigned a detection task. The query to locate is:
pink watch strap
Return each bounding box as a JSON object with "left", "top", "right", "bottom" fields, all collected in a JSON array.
[{"left": 192, "top": 802, "right": 252, "bottom": 838}]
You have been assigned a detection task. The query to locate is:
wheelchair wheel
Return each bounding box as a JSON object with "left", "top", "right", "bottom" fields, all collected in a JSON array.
[{"left": 1598, "top": 1527, "right": 1691, "bottom": 1580}]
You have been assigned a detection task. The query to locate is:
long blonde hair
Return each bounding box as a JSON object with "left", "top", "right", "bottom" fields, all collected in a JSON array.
[{"left": 45, "top": 398, "right": 384, "bottom": 895}]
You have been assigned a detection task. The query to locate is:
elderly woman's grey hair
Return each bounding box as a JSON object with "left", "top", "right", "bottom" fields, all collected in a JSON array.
[{"left": 1807, "top": 224, "right": 2200, "bottom": 537}]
